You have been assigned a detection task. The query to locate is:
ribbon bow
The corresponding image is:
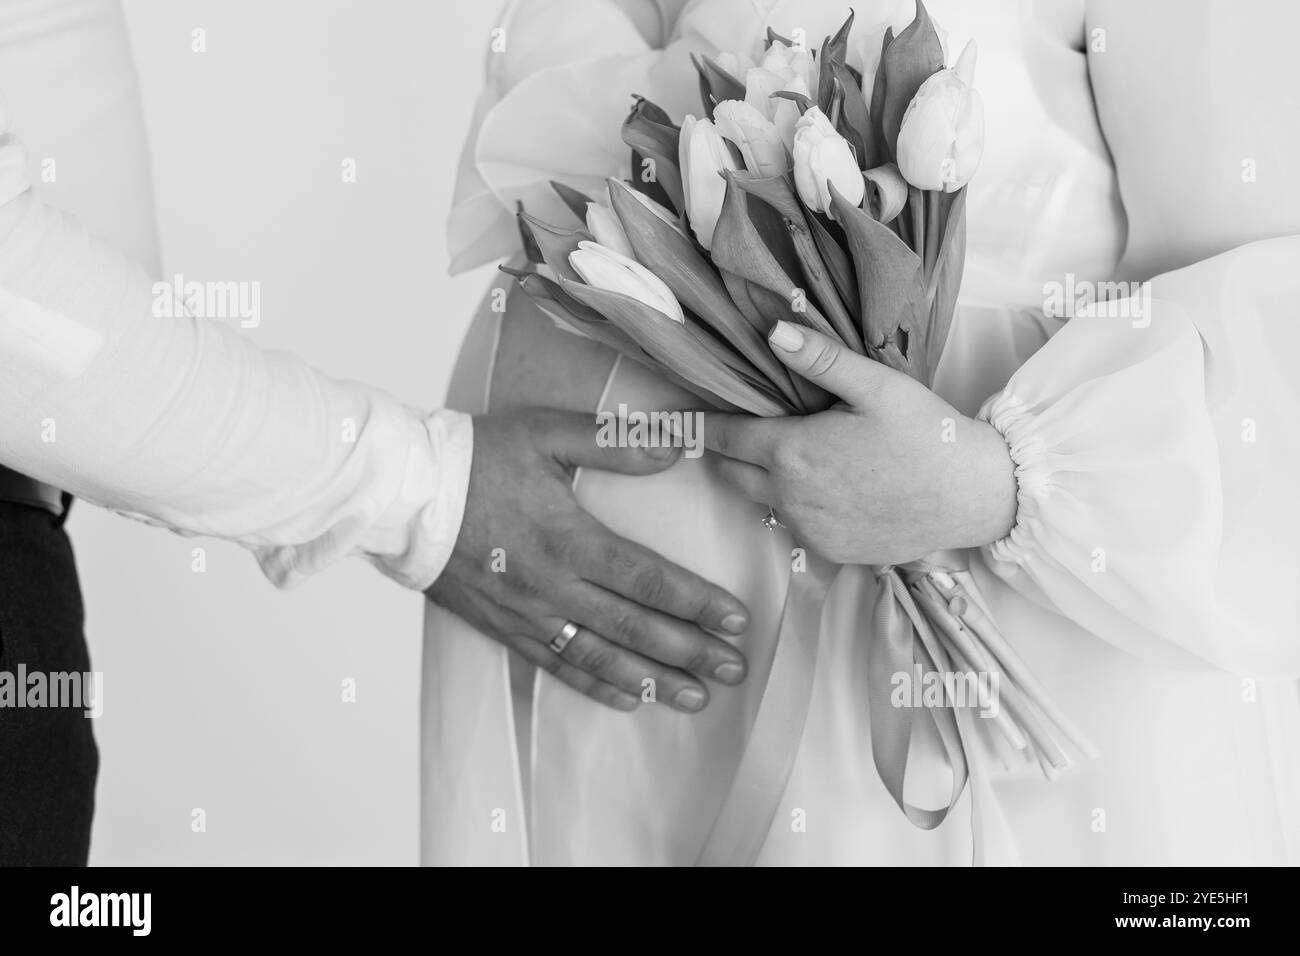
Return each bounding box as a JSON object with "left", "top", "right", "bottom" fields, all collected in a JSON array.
[{"left": 698, "top": 548, "right": 1095, "bottom": 866}]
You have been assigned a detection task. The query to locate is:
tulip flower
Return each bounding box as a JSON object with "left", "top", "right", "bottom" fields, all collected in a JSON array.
[
  {"left": 895, "top": 39, "right": 983, "bottom": 192},
  {"left": 585, "top": 201, "right": 635, "bottom": 259},
  {"left": 568, "top": 240, "right": 685, "bottom": 323},
  {"left": 855, "top": 2, "right": 947, "bottom": 104},
  {"left": 713, "top": 99, "right": 790, "bottom": 177},
  {"left": 792, "top": 106, "right": 865, "bottom": 217},
  {"left": 758, "top": 42, "right": 817, "bottom": 97},
  {"left": 608, "top": 178, "right": 691, "bottom": 248},
  {"left": 863, "top": 162, "right": 908, "bottom": 222},
  {"left": 713, "top": 51, "right": 754, "bottom": 83},
  {"left": 744, "top": 70, "right": 808, "bottom": 151},
  {"left": 743, "top": 44, "right": 816, "bottom": 152},
  {"left": 678, "top": 115, "right": 739, "bottom": 250}
]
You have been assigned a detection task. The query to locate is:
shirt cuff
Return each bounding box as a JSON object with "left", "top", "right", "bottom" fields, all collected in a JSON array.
[{"left": 368, "top": 408, "right": 475, "bottom": 591}]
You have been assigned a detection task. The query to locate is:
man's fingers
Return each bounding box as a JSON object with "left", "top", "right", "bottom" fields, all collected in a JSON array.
[
  {"left": 701, "top": 411, "right": 781, "bottom": 465},
  {"left": 540, "top": 409, "right": 683, "bottom": 475},
  {"left": 767, "top": 320, "right": 888, "bottom": 407},
  {"left": 573, "top": 585, "right": 748, "bottom": 686},
  {"left": 577, "top": 524, "right": 750, "bottom": 637},
  {"left": 537, "top": 618, "right": 711, "bottom": 713},
  {"left": 712, "top": 457, "right": 770, "bottom": 503},
  {"left": 509, "top": 633, "right": 640, "bottom": 712}
]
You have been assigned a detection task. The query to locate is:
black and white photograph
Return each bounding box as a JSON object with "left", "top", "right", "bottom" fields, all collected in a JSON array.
[{"left": 0, "top": 0, "right": 1296, "bottom": 907}]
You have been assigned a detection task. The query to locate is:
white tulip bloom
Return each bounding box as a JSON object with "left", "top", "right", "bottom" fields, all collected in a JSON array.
[
  {"left": 569, "top": 241, "right": 685, "bottom": 323},
  {"left": 792, "top": 107, "right": 864, "bottom": 217}
]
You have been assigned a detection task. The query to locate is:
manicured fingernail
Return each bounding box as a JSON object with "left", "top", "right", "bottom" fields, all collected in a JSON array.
[
  {"left": 721, "top": 613, "right": 747, "bottom": 635},
  {"left": 674, "top": 687, "right": 706, "bottom": 711},
  {"left": 769, "top": 321, "right": 804, "bottom": 352},
  {"left": 713, "top": 661, "right": 745, "bottom": 684}
]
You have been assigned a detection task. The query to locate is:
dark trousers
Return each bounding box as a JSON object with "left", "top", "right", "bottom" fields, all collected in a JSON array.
[{"left": 0, "top": 502, "right": 97, "bottom": 866}]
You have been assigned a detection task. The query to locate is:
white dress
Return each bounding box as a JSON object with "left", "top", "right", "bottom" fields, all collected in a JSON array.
[{"left": 426, "top": 0, "right": 1300, "bottom": 865}]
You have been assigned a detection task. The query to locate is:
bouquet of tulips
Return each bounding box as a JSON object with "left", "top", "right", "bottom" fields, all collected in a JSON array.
[{"left": 504, "top": 2, "right": 1094, "bottom": 849}]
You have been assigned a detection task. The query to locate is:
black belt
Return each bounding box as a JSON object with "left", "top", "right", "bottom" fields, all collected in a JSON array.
[{"left": 0, "top": 464, "right": 66, "bottom": 518}]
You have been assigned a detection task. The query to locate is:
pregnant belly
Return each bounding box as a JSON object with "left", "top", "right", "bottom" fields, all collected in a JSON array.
[
  {"left": 456, "top": 280, "right": 798, "bottom": 832},
  {"left": 441, "top": 280, "right": 904, "bottom": 864},
  {"left": 472, "top": 285, "right": 786, "bottom": 638}
]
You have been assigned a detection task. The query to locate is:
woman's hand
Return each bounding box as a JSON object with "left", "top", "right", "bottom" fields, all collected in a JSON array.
[{"left": 704, "top": 322, "right": 1019, "bottom": 566}]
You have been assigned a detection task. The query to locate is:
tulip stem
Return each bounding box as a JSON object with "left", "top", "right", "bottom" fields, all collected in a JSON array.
[
  {"left": 924, "top": 190, "right": 942, "bottom": 282},
  {"left": 909, "top": 188, "right": 926, "bottom": 262}
]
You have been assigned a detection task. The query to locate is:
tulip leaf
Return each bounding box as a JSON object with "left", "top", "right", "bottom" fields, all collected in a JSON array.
[
  {"left": 806, "top": 210, "right": 862, "bottom": 320},
  {"left": 870, "top": 27, "right": 893, "bottom": 155},
  {"left": 923, "top": 187, "right": 967, "bottom": 381},
  {"left": 879, "top": 0, "right": 945, "bottom": 155},
  {"left": 515, "top": 202, "right": 544, "bottom": 265},
  {"left": 685, "top": 317, "right": 796, "bottom": 409},
  {"left": 765, "top": 27, "right": 795, "bottom": 49},
  {"left": 721, "top": 271, "right": 832, "bottom": 413},
  {"left": 516, "top": 212, "right": 588, "bottom": 283},
  {"left": 831, "top": 62, "right": 877, "bottom": 170},
  {"left": 502, "top": 265, "right": 651, "bottom": 359},
  {"left": 628, "top": 96, "right": 676, "bottom": 131},
  {"left": 692, "top": 53, "right": 746, "bottom": 120},
  {"left": 770, "top": 89, "right": 816, "bottom": 115},
  {"left": 726, "top": 173, "right": 863, "bottom": 352},
  {"left": 499, "top": 264, "right": 598, "bottom": 322},
  {"left": 560, "top": 278, "right": 791, "bottom": 416},
  {"left": 711, "top": 172, "right": 842, "bottom": 346},
  {"left": 622, "top": 96, "right": 685, "bottom": 217},
  {"left": 550, "top": 181, "right": 595, "bottom": 225},
  {"left": 723, "top": 171, "right": 803, "bottom": 221},
  {"left": 829, "top": 183, "right": 927, "bottom": 381},
  {"left": 817, "top": 12, "right": 855, "bottom": 115},
  {"left": 782, "top": 218, "right": 864, "bottom": 353},
  {"left": 828, "top": 10, "right": 855, "bottom": 53},
  {"left": 607, "top": 176, "right": 803, "bottom": 407}
]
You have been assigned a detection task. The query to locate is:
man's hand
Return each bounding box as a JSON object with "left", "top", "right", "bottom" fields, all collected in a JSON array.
[{"left": 426, "top": 409, "right": 750, "bottom": 713}]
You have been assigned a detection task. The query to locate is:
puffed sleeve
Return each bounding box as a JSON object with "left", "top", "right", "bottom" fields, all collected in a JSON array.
[
  {"left": 0, "top": 120, "right": 472, "bottom": 592},
  {"left": 977, "top": 236, "right": 1300, "bottom": 676},
  {"left": 446, "top": 0, "right": 704, "bottom": 274}
]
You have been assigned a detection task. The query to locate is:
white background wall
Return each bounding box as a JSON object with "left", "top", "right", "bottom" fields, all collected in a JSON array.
[{"left": 78, "top": 0, "right": 500, "bottom": 864}]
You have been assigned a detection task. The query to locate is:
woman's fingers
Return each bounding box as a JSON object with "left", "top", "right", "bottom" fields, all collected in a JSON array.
[
  {"left": 536, "top": 617, "right": 712, "bottom": 713},
  {"left": 767, "top": 320, "right": 892, "bottom": 408}
]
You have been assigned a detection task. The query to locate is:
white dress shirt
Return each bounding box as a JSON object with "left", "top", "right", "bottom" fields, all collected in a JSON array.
[{"left": 0, "top": 108, "right": 473, "bottom": 591}]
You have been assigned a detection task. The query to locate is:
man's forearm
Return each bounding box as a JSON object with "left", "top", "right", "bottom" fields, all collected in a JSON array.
[{"left": 0, "top": 130, "right": 471, "bottom": 590}]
